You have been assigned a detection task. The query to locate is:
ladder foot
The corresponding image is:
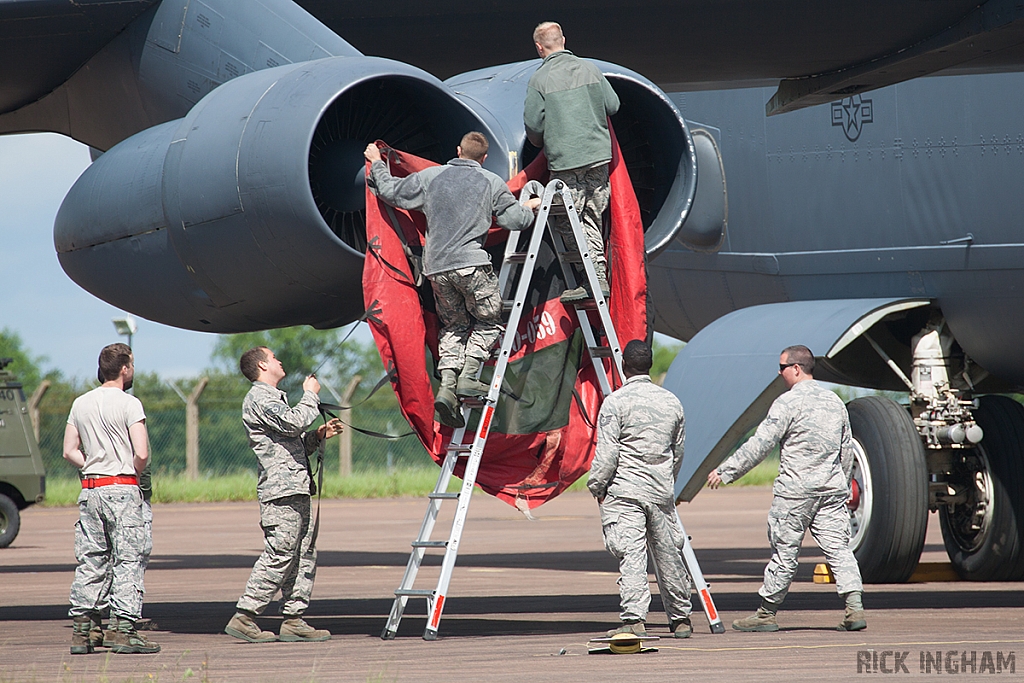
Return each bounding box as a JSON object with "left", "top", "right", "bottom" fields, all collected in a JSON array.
[
  {"left": 710, "top": 622, "right": 726, "bottom": 634},
  {"left": 381, "top": 628, "right": 397, "bottom": 640},
  {"left": 423, "top": 629, "right": 439, "bottom": 641}
]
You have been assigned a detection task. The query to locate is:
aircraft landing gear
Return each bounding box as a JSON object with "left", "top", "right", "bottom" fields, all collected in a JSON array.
[
  {"left": 938, "top": 395, "right": 1024, "bottom": 580},
  {"left": 847, "top": 395, "right": 929, "bottom": 583},
  {"left": 850, "top": 316, "right": 1021, "bottom": 582}
]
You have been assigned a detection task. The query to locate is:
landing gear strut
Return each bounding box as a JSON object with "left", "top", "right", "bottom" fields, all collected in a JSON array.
[{"left": 939, "top": 395, "right": 1024, "bottom": 580}]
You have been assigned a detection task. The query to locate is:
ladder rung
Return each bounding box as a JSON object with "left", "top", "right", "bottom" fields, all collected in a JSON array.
[
  {"left": 505, "top": 252, "right": 530, "bottom": 263},
  {"left": 588, "top": 346, "right": 613, "bottom": 358},
  {"left": 448, "top": 443, "right": 473, "bottom": 452},
  {"left": 395, "top": 589, "right": 435, "bottom": 597},
  {"left": 558, "top": 252, "right": 583, "bottom": 263},
  {"left": 502, "top": 300, "right": 519, "bottom": 311},
  {"left": 566, "top": 299, "right": 600, "bottom": 310},
  {"left": 411, "top": 540, "right": 448, "bottom": 548},
  {"left": 428, "top": 492, "right": 460, "bottom": 500}
]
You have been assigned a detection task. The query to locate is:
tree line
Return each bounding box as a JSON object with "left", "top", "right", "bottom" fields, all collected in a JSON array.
[{"left": 1, "top": 326, "right": 683, "bottom": 479}]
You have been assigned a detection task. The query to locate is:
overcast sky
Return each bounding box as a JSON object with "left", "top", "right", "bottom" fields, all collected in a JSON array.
[{"left": 1, "top": 133, "right": 223, "bottom": 379}]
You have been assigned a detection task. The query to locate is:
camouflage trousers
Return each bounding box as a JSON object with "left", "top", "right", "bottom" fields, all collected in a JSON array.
[
  {"left": 551, "top": 164, "right": 609, "bottom": 282},
  {"left": 430, "top": 264, "right": 503, "bottom": 372},
  {"left": 236, "top": 494, "right": 317, "bottom": 617},
  {"left": 600, "top": 495, "right": 692, "bottom": 623},
  {"left": 69, "top": 485, "right": 146, "bottom": 621},
  {"left": 759, "top": 493, "right": 863, "bottom": 604},
  {"left": 93, "top": 500, "right": 152, "bottom": 618}
]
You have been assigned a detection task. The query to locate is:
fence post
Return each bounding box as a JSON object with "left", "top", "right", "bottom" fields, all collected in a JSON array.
[
  {"left": 185, "top": 377, "right": 209, "bottom": 480},
  {"left": 28, "top": 380, "right": 51, "bottom": 444},
  {"left": 340, "top": 375, "right": 362, "bottom": 477}
]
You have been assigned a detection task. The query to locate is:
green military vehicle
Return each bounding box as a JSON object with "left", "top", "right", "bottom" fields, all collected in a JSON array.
[{"left": 0, "top": 358, "right": 46, "bottom": 547}]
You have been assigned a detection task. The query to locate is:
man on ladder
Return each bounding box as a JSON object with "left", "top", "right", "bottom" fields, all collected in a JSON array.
[
  {"left": 375, "top": 173, "right": 723, "bottom": 640},
  {"left": 364, "top": 133, "right": 540, "bottom": 429},
  {"left": 588, "top": 339, "right": 695, "bottom": 639},
  {"left": 525, "top": 20, "right": 620, "bottom": 303}
]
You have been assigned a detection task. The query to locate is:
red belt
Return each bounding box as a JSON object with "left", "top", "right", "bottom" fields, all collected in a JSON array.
[{"left": 81, "top": 476, "right": 138, "bottom": 489}]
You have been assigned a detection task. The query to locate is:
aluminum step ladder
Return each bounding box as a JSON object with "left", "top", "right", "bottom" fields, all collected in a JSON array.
[{"left": 381, "top": 178, "right": 722, "bottom": 639}]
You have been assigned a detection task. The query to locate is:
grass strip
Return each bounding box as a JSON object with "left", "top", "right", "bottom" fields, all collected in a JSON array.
[
  {"left": 40, "top": 457, "right": 773, "bottom": 507},
  {"left": 734, "top": 456, "right": 780, "bottom": 487}
]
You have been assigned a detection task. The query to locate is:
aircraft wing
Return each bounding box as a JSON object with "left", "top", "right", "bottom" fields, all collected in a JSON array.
[
  {"left": 295, "top": 0, "right": 1024, "bottom": 113},
  {"left": 0, "top": 0, "right": 158, "bottom": 115},
  {"left": 6, "top": 0, "right": 1024, "bottom": 118},
  {"left": 664, "top": 298, "right": 930, "bottom": 502}
]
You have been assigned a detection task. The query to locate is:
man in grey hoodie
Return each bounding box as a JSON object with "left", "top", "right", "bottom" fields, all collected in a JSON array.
[
  {"left": 524, "top": 21, "right": 620, "bottom": 303},
  {"left": 364, "top": 133, "right": 540, "bottom": 428}
]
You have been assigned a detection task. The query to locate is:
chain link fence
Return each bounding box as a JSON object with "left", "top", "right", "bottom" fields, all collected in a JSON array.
[{"left": 37, "top": 378, "right": 433, "bottom": 480}]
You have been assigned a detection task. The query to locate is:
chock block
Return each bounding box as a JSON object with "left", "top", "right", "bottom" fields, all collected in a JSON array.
[
  {"left": 908, "top": 562, "right": 961, "bottom": 583},
  {"left": 813, "top": 563, "right": 835, "bottom": 583}
]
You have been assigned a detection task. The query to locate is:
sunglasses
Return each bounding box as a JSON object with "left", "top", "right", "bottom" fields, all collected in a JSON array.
[{"left": 779, "top": 362, "right": 800, "bottom": 373}]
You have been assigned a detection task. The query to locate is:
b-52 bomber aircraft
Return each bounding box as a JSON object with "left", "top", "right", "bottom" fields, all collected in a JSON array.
[{"left": 4, "top": 0, "right": 1024, "bottom": 583}]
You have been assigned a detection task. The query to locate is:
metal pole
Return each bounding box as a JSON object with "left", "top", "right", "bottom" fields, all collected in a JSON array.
[
  {"left": 27, "top": 380, "right": 51, "bottom": 444},
  {"left": 339, "top": 375, "right": 362, "bottom": 477},
  {"left": 184, "top": 377, "right": 209, "bottom": 480}
]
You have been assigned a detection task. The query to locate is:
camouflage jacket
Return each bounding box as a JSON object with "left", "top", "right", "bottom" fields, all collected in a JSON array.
[
  {"left": 588, "top": 375, "right": 686, "bottom": 506},
  {"left": 718, "top": 379, "right": 853, "bottom": 498},
  {"left": 242, "top": 382, "right": 322, "bottom": 503}
]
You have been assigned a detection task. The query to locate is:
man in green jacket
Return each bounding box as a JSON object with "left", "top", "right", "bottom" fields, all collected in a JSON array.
[{"left": 524, "top": 21, "right": 620, "bottom": 303}]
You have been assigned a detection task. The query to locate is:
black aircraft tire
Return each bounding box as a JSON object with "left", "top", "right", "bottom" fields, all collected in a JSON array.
[
  {"left": 0, "top": 493, "right": 20, "bottom": 549},
  {"left": 939, "top": 395, "right": 1024, "bottom": 581},
  {"left": 847, "top": 396, "right": 929, "bottom": 583}
]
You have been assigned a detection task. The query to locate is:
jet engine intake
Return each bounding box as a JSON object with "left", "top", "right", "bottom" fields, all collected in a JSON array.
[
  {"left": 446, "top": 59, "right": 709, "bottom": 259},
  {"left": 55, "top": 56, "right": 501, "bottom": 332}
]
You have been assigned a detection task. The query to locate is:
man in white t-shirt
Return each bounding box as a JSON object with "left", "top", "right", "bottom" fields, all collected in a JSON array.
[{"left": 63, "top": 343, "right": 159, "bottom": 655}]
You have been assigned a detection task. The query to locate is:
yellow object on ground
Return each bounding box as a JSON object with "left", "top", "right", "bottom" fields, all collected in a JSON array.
[
  {"left": 909, "top": 562, "right": 961, "bottom": 582},
  {"left": 609, "top": 633, "right": 643, "bottom": 654},
  {"left": 813, "top": 563, "right": 835, "bottom": 583}
]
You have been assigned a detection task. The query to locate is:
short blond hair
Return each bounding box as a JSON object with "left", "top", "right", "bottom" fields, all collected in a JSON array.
[
  {"left": 533, "top": 21, "right": 564, "bottom": 49},
  {"left": 459, "top": 132, "right": 489, "bottom": 162}
]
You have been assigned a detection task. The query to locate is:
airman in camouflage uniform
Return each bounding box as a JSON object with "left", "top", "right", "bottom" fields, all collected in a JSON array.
[
  {"left": 588, "top": 340, "right": 693, "bottom": 639},
  {"left": 524, "top": 21, "right": 621, "bottom": 302},
  {"left": 549, "top": 165, "right": 610, "bottom": 291},
  {"left": 225, "top": 347, "right": 343, "bottom": 644},
  {"left": 64, "top": 343, "right": 159, "bottom": 655},
  {"left": 365, "top": 133, "right": 539, "bottom": 429},
  {"left": 431, "top": 265, "right": 504, "bottom": 390},
  {"left": 88, "top": 462, "right": 153, "bottom": 648},
  {"left": 708, "top": 345, "right": 866, "bottom": 632}
]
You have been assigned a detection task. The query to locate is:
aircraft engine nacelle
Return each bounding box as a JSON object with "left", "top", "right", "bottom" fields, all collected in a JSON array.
[
  {"left": 446, "top": 60, "right": 723, "bottom": 257},
  {"left": 54, "top": 56, "right": 503, "bottom": 332}
]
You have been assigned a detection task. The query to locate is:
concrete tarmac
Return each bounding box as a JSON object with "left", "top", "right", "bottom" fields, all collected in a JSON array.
[{"left": 2, "top": 487, "right": 1022, "bottom": 682}]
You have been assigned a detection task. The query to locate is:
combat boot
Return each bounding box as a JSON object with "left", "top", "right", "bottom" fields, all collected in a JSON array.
[
  {"left": 456, "top": 357, "right": 489, "bottom": 398},
  {"left": 224, "top": 611, "right": 278, "bottom": 643},
  {"left": 106, "top": 616, "right": 160, "bottom": 654},
  {"left": 70, "top": 616, "right": 93, "bottom": 655},
  {"left": 88, "top": 615, "right": 107, "bottom": 650},
  {"left": 279, "top": 617, "right": 331, "bottom": 642},
  {"left": 606, "top": 620, "right": 646, "bottom": 637},
  {"left": 559, "top": 279, "right": 610, "bottom": 304},
  {"left": 434, "top": 369, "right": 464, "bottom": 428},
  {"left": 671, "top": 617, "right": 692, "bottom": 639},
  {"left": 837, "top": 608, "right": 867, "bottom": 631},
  {"left": 732, "top": 607, "right": 780, "bottom": 632}
]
